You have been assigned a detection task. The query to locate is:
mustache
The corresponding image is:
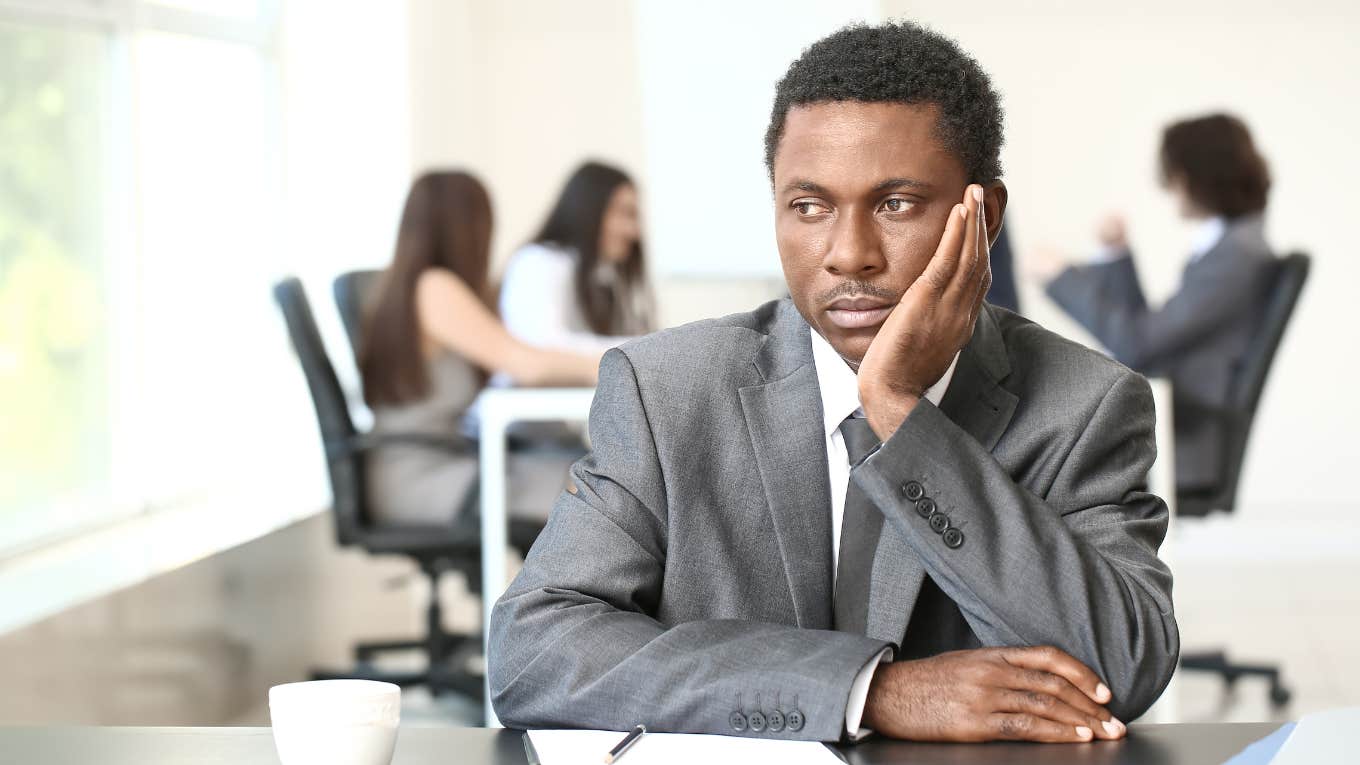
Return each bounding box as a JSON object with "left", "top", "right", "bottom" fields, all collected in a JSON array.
[{"left": 816, "top": 280, "right": 900, "bottom": 305}]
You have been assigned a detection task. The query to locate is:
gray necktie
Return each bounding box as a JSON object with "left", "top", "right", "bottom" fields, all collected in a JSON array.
[{"left": 834, "top": 416, "right": 883, "bottom": 634}]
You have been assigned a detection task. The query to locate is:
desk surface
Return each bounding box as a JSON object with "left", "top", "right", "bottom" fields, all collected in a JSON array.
[{"left": 0, "top": 723, "right": 1283, "bottom": 764}]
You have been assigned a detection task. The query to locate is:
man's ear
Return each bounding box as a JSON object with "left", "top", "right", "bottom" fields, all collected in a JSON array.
[{"left": 983, "top": 181, "right": 1008, "bottom": 247}]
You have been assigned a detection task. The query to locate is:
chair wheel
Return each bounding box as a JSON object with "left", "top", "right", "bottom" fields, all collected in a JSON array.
[{"left": 1269, "top": 686, "right": 1292, "bottom": 707}]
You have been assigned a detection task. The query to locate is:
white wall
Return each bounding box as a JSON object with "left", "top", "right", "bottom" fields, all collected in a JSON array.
[
  {"left": 406, "top": 0, "right": 646, "bottom": 274},
  {"left": 635, "top": 0, "right": 879, "bottom": 278},
  {"left": 884, "top": 0, "right": 1360, "bottom": 519}
]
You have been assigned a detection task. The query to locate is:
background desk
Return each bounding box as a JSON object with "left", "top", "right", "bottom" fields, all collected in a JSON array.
[{"left": 0, "top": 723, "right": 1284, "bottom": 764}]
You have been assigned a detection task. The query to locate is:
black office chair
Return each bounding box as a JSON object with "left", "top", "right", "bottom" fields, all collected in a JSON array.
[
  {"left": 272, "top": 276, "right": 541, "bottom": 700},
  {"left": 333, "top": 269, "right": 383, "bottom": 361},
  {"left": 1176, "top": 253, "right": 1310, "bottom": 708}
]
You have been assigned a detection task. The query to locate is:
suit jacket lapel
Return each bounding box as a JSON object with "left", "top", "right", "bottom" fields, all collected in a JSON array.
[
  {"left": 867, "top": 305, "right": 1019, "bottom": 644},
  {"left": 738, "top": 303, "right": 834, "bottom": 630}
]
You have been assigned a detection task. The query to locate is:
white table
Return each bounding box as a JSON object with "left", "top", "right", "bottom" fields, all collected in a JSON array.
[
  {"left": 476, "top": 387, "right": 596, "bottom": 726},
  {"left": 473, "top": 381, "right": 1181, "bottom": 726}
]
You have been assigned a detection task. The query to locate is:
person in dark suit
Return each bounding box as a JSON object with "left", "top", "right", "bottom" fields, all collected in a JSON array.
[
  {"left": 984, "top": 225, "right": 1020, "bottom": 313},
  {"left": 490, "top": 22, "right": 1176, "bottom": 745},
  {"left": 1033, "top": 114, "right": 1276, "bottom": 493}
]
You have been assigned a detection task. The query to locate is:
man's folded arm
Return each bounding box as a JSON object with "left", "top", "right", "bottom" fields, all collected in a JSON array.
[
  {"left": 488, "top": 349, "right": 892, "bottom": 740},
  {"left": 851, "top": 370, "right": 1179, "bottom": 720}
]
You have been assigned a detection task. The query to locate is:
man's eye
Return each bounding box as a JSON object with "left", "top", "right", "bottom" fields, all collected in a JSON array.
[
  {"left": 793, "top": 202, "right": 822, "bottom": 215},
  {"left": 882, "top": 198, "right": 913, "bottom": 213}
]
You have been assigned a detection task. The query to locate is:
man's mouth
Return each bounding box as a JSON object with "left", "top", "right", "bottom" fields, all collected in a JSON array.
[{"left": 824, "top": 296, "right": 895, "bottom": 329}]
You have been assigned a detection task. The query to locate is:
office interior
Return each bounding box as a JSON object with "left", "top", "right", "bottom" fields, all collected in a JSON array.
[{"left": 1, "top": 0, "right": 1357, "bottom": 732}]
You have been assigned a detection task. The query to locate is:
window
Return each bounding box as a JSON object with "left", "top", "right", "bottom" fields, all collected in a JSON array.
[
  {"left": 0, "top": 18, "right": 111, "bottom": 552},
  {"left": 0, "top": 0, "right": 289, "bottom": 554}
]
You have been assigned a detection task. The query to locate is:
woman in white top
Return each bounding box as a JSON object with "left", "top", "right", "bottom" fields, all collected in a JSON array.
[{"left": 499, "top": 161, "right": 655, "bottom": 356}]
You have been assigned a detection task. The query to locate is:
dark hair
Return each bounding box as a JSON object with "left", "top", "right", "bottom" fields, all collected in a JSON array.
[
  {"left": 528, "top": 161, "right": 652, "bottom": 335},
  {"left": 360, "top": 171, "right": 492, "bottom": 406},
  {"left": 1159, "top": 114, "right": 1270, "bottom": 218},
  {"left": 765, "top": 21, "right": 1005, "bottom": 184}
]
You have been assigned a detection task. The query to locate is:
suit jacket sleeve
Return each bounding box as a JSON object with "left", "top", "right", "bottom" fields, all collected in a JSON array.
[
  {"left": 1046, "top": 250, "right": 1265, "bottom": 373},
  {"left": 488, "top": 348, "right": 892, "bottom": 741},
  {"left": 850, "top": 370, "right": 1179, "bottom": 720}
]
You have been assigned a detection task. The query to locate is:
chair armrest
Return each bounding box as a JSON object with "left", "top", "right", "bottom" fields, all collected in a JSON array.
[{"left": 327, "top": 432, "right": 476, "bottom": 463}]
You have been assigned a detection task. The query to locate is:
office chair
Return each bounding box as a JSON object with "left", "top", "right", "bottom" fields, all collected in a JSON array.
[
  {"left": 272, "top": 276, "right": 542, "bottom": 700},
  {"left": 333, "top": 269, "right": 382, "bottom": 361},
  {"left": 1176, "top": 253, "right": 1310, "bottom": 708}
]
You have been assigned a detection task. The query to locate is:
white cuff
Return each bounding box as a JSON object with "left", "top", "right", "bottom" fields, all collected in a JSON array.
[
  {"left": 1088, "top": 243, "right": 1130, "bottom": 264},
  {"left": 845, "top": 647, "right": 893, "bottom": 740}
]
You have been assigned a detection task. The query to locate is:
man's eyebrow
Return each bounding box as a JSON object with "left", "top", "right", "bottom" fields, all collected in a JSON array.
[
  {"left": 872, "top": 177, "right": 932, "bottom": 192},
  {"left": 780, "top": 178, "right": 933, "bottom": 195},
  {"left": 781, "top": 180, "right": 828, "bottom": 195}
]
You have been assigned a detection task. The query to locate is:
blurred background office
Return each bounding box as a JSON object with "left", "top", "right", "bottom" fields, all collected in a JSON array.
[{"left": 1, "top": 0, "right": 1356, "bottom": 729}]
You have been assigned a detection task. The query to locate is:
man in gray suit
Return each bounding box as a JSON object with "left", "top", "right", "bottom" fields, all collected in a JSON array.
[{"left": 490, "top": 22, "right": 1178, "bottom": 744}]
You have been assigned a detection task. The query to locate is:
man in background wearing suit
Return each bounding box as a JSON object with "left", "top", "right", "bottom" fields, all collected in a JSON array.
[
  {"left": 1034, "top": 113, "right": 1276, "bottom": 494},
  {"left": 490, "top": 22, "right": 1178, "bottom": 744}
]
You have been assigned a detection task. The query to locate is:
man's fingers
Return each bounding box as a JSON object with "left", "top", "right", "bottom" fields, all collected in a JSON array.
[
  {"left": 989, "top": 713, "right": 1095, "bottom": 743},
  {"left": 995, "top": 688, "right": 1124, "bottom": 741},
  {"left": 1001, "top": 646, "right": 1113, "bottom": 707},
  {"left": 1008, "top": 668, "right": 1116, "bottom": 725},
  {"left": 968, "top": 204, "right": 992, "bottom": 323},
  {"left": 947, "top": 185, "right": 982, "bottom": 296},
  {"left": 920, "top": 203, "right": 968, "bottom": 294}
]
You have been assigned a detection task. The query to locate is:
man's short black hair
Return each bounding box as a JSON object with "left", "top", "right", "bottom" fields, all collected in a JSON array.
[{"left": 764, "top": 21, "right": 1005, "bottom": 184}]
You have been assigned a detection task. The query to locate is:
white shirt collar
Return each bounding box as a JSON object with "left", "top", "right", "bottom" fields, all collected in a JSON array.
[
  {"left": 1189, "top": 216, "right": 1228, "bottom": 262},
  {"left": 809, "top": 326, "right": 959, "bottom": 439}
]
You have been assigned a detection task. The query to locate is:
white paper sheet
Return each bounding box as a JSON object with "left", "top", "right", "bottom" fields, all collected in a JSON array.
[
  {"left": 525, "top": 729, "right": 845, "bottom": 765},
  {"left": 1268, "top": 706, "right": 1358, "bottom": 764}
]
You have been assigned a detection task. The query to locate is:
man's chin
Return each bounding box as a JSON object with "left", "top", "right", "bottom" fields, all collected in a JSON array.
[{"left": 826, "top": 329, "right": 877, "bottom": 369}]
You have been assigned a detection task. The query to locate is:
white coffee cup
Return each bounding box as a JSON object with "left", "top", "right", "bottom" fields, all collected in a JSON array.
[{"left": 269, "top": 680, "right": 401, "bottom": 765}]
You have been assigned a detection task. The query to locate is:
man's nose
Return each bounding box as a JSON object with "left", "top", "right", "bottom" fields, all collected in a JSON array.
[{"left": 822, "top": 211, "right": 885, "bottom": 276}]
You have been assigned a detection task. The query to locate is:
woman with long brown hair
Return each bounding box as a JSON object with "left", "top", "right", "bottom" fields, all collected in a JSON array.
[
  {"left": 497, "top": 161, "right": 655, "bottom": 357},
  {"left": 360, "top": 171, "right": 599, "bottom": 524}
]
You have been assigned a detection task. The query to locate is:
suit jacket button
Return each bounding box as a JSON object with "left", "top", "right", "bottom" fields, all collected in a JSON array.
[
  {"left": 729, "top": 711, "right": 748, "bottom": 732},
  {"left": 786, "top": 709, "right": 805, "bottom": 731},
  {"left": 943, "top": 528, "right": 964, "bottom": 549},
  {"left": 747, "top": 711, "right": 767, "bottom": 732},
  {"left": 928, "top": 512, "right": 950, "bottom": 534},
  {"left": 766, "top": 710, "right": 785, "bottom": 732},
  {"left": 915, "top": 497, "right": 936, "bottom": 518},
  {"left": 903, "top": 481, "right": 925, "bottom": 501}
]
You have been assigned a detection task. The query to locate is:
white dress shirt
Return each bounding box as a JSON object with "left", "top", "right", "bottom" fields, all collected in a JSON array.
[
  {"left": 1187, "top": 216, "right": 1227, "bottom": 264},
  {"left": 498, "top": 242, "right": 635, "bottom": 356},
  {"left": 808, "top": 326, "right": 959, "bottom": 738}
]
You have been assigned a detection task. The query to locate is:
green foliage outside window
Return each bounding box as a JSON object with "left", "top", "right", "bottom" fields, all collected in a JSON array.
[{"left": 0, "top": 20, "right": 110, "bottom": 525}]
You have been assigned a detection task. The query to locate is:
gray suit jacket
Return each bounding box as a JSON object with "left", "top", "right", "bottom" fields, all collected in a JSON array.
[
  {"left": 489, "top": 300, "right": 1178, "bottom": 741},
  {"left": 1046, "top": 215, "right": 1276, "bottom": 491}
]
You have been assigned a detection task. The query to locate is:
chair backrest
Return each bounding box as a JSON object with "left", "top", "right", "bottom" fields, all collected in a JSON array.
[
  {"left": 272, "top": 276, "right": 366, "bottom": 544},
  {"left": 333, "top": 269, "right": 383, "bottom": 362},
  {"left": 1212, "top": 252, "right": 1311, "bottom": 513}
]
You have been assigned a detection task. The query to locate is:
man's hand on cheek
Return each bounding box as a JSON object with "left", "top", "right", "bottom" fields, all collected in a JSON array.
[{"left": 857, "top": 183, "right": 992, "bottom": 441}]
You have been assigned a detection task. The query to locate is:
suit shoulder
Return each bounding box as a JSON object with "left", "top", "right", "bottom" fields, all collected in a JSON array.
[
  {"left": 614, "top": 299, "right": 781, "bottom": 372},
  {"left": 991, "top": 306, "right": 1142, "bottom": 393}
]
